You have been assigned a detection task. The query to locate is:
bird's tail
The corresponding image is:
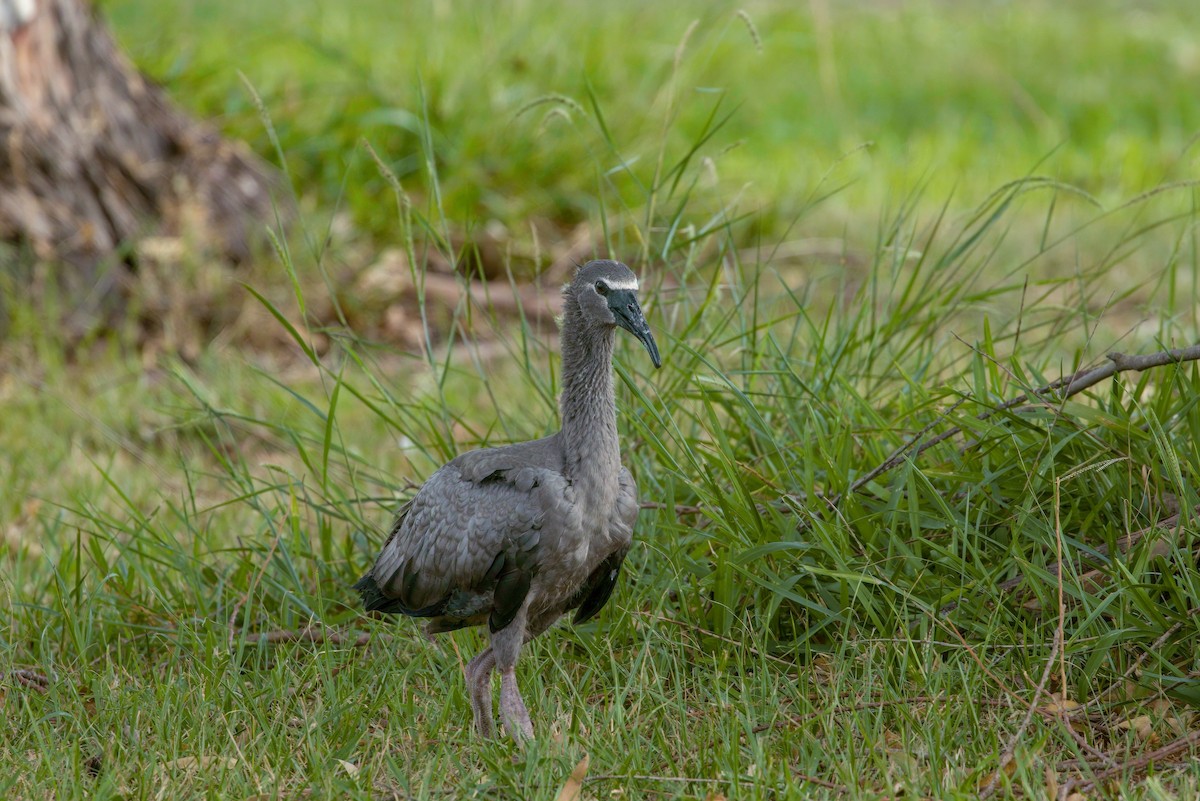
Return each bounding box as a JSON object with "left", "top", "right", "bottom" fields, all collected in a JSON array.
[
  {"left": 354, "top": 570, "right": 448, "bottom": 617},
  {"left": 353, "top": 573, "right": 398, "bottom": 613}
]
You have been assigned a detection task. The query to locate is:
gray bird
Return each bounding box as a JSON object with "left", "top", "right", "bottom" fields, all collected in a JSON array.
[{"left": 354, "top": 260, "right": 661, "bottom": 740}]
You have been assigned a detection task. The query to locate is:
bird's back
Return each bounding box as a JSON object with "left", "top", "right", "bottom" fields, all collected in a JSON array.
[{"left": 356, "top": 435, "right": 581, "bottom": 632}]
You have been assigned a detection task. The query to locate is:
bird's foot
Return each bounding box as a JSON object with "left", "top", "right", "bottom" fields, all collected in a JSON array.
[
  {"left": 472, "top": 674, "right": 496, "bottom": 739},
  {"left": 499, "top": 667, "right": 534, "bottom": 742},
  {"left": 474, "top": 707, "right": 495, "bottom": 739},
  {"left": 465, "top": 648, "right": 497, "bottom": 739}
]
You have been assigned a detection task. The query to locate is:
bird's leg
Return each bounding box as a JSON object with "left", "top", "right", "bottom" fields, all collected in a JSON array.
[
  {"left": 491, "top": 620, "right": 534, "bottom": 742},
  {"left": 498, "top": 667, "right": 534, "bottom": 741},
  {"left": 464, "top": 647, "right": 497, "bottom": 738}
]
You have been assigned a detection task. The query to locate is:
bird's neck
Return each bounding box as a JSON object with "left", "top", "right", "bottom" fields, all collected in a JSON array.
[{"left": 558, "top": 306, "right": 620, "bottom": 493}]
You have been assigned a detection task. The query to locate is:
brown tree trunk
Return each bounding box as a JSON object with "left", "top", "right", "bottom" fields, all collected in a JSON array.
[{"left": 0, "top": 0, "right": 276, "bottom": 317}]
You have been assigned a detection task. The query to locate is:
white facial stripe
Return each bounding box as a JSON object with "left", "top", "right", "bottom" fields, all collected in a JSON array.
[{"left": 601, "top": 278, "right": 639, "bottom": 291}]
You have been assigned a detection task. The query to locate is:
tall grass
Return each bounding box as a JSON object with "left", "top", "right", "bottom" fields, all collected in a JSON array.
[
  {"left": 8, "top": 147, "right": 1199, "bottom": 801},
  {"left": 3, "top": 6, "right": 1200, "bottom": 799}
]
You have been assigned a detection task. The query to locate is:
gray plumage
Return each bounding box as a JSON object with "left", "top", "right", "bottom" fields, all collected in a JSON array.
[{"left": 354, "top": 260, "right": 661, "bottom": 740}]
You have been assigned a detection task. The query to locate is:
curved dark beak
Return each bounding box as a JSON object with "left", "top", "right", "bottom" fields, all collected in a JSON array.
[{"left": 609, "top": 291, "right": 662, "bottom": 369}]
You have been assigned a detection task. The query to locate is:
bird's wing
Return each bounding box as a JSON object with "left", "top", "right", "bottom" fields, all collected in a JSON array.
[
  {"left": 612, "top": 465, "right": 639, "bottom": 543},
  {"left": 570, "top": 545, "right": 629, "bottom": 625},
  {"left": 570, "top": 465, "right": 639, "bottom": 624},
  {"left": 366, "top": 437, "right": 572, "bottom": 631}
]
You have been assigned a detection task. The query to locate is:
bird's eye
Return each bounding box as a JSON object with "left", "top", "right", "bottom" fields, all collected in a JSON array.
[{"left": 594, "top": 281, "right": 609, "bottom": 296}]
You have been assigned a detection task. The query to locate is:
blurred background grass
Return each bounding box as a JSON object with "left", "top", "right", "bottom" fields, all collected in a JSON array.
[{"left": 101, "top": 0, "right": 1200, "bottom": 252}]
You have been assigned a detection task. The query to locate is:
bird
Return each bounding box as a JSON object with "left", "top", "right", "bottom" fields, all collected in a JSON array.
[{"left": 354, "top": 259, "right": 661, "bottom": 740}]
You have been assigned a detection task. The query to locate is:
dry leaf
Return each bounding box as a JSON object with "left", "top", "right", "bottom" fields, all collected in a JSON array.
[
  {"left": 554, "top": 753, "right": 589, "bottom": 801},
  {"left": 550, "top": 712, "right": 573, "bottom": 746},
  {"left": 979, "top": 757, "right": 1017, "bottom": 790},
  {"left": 810, "top": 653, "right": 834, "bottom": 684},
  {"left": 336, "top": 759, "right": 359, "bottom": 778},
  {"left": 1116, "top": 714, "right": 1157, "bottom": 744},
  {"left": 1044, "top": 764, "right": 1058, "bottom": 798},
  {"left": 1149, "top": 698, "right": 1194, "bottom": 736},
  {"left": 1148, "top": 698, "right": 1173, "bottom": 716},
  {"left": 1040, "top": 694, "right": 1080, "bottom": 715},
  {"left": 165, "top": 756, "right": 237, "bottom": 771}
]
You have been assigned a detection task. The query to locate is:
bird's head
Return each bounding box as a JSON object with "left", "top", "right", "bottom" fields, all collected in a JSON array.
[{"left": 569, "top": 260, "right": 661, "bottom": 368}]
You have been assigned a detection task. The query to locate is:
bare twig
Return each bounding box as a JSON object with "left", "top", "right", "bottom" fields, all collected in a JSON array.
[
  {"left": 986, "top": 472, "right": 1123, "bottom": 787},
  {"left": 228, "top": 527, "right": 285, "bottom": 650},
  {"left": 930, "top": 615, "right": 1115, "bottom": 773},
  {"left": 752, "top": 694, "right": 1013, "bottom": 734},
  {"left": 932, "top": 617, "right": 1030, "bottom": 707},
  {"left": 981, "top": 629, "right": 1062, "bottom": 798},
  {"left": 242, "top": 626, "right": 371, "bottom": 647},
  {"left": 1091, "top": 618, "right": 1188, "bottom": 708},
  {"left": 1058, "top": 729, "right": 1200, "bottom": 798},
  {"left": 1054, "top": 475, "right": 1069, "bottom": 697},
  {"left": 638, "top": 500, "right": 705, "bottom": 516},
  {"left": 938, "top": 508, "right": 1196, "bottom": 617},
  {"left": 1042, "top": 574, "right": 1122, "bottom": 771},
  {"left": 588, "top": 771, "right": 848, "bottom": 794},
  {"left": 826, "top": 397, "right": 968, "bottom": 506},
  {"left": 1060, "top": 512, "right": 1193, "bottom": 608},
  {"left": 9, "top": 669, "right": 50, "bottom": 693},
  {"left": 586, "top": 774, "right": 758, "bottom": 789},
  {"left": 829, "top": 344, "right": 1200, "bottom": 508},
  {"left": 634, "top": 611, "right": 795, "bottom": 667},
  {"left": 789, "top": 772, "right": 847, "bottom": 792}
]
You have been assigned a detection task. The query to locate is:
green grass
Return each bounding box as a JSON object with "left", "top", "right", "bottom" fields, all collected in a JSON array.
[
  {"left": 99, "top": 0, "right": 1200, "bottom": 266},
  {"left": 3, "top": 0, "right": 1200, "bottom": 798}
]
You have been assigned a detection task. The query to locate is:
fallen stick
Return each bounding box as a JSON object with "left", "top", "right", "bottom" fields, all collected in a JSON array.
[
  {"left": 638, "top": 500, "right": 705, "bottom": 516},
  {"left": 240, "top": 627, "right": 371, "bottom": 647},
  {"left": 1058, "top": 729, "right": 1200, "bottom": 798},
  {"left": 9, "top": 669, "right": 50, "bottom": 693},
  {"left": 937, "top": 508, "right": 1195, "bottom": 616},
  {"left": 752, "top": 694, "right": 1013, "bottom": 734}
]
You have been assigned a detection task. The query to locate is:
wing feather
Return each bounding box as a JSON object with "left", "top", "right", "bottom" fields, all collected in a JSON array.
[
  {"left": 570, "top": 546, "right": 629, "bottom": 624},
  {"left": 356, "top": 437, "right": 569, "bottom": 631}
]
